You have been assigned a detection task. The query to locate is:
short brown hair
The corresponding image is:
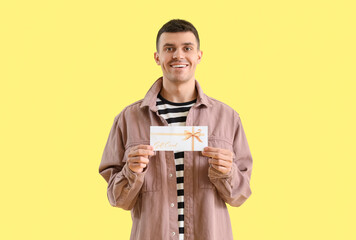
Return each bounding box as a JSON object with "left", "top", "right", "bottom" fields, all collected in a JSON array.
[{"left": 156, "top": 19, "right": 200, "bottom": 52}]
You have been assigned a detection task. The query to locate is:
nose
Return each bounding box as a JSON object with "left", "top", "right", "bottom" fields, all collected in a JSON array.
[{"left": 173, "top": 48, "right": 184, "bottom": 59}]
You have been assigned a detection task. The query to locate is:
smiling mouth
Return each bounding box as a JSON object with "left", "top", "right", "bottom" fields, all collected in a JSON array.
[{"left": 170, "top": 64, "right": 188, "bottom": 68}]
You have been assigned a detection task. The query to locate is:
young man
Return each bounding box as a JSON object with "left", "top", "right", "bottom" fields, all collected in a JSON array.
[{"left": 99, "top": 19, "right": 253, "bottom": 240}]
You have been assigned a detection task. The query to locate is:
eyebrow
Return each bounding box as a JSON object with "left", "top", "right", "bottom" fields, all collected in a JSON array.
[{"left": 163, "top": 42, "right": 195, "bottom": 48}]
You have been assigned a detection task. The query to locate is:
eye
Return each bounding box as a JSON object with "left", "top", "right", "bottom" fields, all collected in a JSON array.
[
  {"left": 166, "top": 47, "right": 173, "bottom": 52},
  {"left": 185, "top": 47, "right": 192, "bottom": 51}
]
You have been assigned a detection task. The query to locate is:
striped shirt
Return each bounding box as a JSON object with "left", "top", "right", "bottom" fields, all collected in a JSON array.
[{"left": 156, "top": 93, "right": 196, "bottom": 240}]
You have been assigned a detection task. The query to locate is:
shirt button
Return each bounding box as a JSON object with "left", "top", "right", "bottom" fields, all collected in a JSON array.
[
  {"left": 172, "top": 232, "right": 176, "bottom": 236},
  {"left": 170, "top": 203, "right": 174, "bottom": 207},
  {"left": 169, "top": 173, "right": 173, "bottom": 178}
]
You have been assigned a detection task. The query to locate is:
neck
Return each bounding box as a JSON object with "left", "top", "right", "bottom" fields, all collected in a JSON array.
[{"left": 160, "top": 77, "right": 197, "bottom": 103}]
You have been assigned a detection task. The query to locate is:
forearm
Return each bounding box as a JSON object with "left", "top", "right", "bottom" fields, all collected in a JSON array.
[{"left": 104, "top": 164, "right": 146, "bottom": 210}]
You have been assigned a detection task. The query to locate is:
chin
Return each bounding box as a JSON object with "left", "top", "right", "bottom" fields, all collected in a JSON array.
[{"left": 167, "top": 76, "right": 192, "bottom": 83}]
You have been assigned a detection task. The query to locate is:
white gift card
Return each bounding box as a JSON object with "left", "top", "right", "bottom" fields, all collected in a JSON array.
[{"left": 150, "top": 126, "right": 208, "bottom": 151}]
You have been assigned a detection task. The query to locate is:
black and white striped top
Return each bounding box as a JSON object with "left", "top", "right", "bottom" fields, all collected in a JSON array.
[{"left": 156, "top": 93, "right": 196, "bottom": 240}]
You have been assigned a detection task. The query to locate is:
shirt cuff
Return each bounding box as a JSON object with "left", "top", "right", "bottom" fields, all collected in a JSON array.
[{"left": 122, "top": 163, "right": 147, "bottom": 188}]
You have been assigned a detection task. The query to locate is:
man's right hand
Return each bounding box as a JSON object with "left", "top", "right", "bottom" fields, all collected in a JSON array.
[{"left": 127, "top": 145, "right": 155, "bottom": 173}]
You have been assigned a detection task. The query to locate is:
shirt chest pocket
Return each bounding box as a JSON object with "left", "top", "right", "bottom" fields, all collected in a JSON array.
[
  {"left": 123, "top": 143, "right": 162, "bottom": 192},
  {"left": 198, "top": 138, "right": 234, "bottom": 189}
]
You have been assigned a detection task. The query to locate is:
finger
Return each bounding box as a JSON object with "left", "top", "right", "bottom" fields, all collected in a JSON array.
[
  {"left": 203, "top": 147, "right": 233, "bottom": 157},
  {"left": 135, "top": 163, "right": 147, "bottom": 168},
  {"left": 129, "top": 162, "right": 147, "bottom": 167},
  {"left": 129, "top": 162, "right": 147, "bottom": 169},
  {"left": 128, "top": 156, "right": 149, "bottom": 164},
  {"left": 211, "top": 163, "right": 231, "bottom": 174},
  {"left": 208, "top": 158, "right": 233, "bottom": 168},
  {"left": 128, "top": 148, "right": 155, "bottom": 157},
  {"left": 202, "top": 151, "right": 232, "bottom": 162},
  {"left": 128, "top": 164, "right": 145, "bottom": 173},
  {"left": 130, "top": 145, "right": 154, "bottom": 151}
]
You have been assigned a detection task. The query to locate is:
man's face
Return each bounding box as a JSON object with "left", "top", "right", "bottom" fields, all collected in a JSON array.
[{"left": 154, "top": 32, "right": 202, "bottom": 84}]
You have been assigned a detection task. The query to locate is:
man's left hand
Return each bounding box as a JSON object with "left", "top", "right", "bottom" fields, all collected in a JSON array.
[{"left": 202, "top": 147, "right": 234, "bottom": 174}]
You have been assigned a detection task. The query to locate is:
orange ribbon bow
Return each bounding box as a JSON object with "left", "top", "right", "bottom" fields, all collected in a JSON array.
[{"left": 182, "top": 127, "right": 203, "bottom": 151}]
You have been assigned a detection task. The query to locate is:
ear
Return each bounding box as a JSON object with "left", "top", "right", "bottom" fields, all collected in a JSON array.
[
  {"left": 154, "top": 52, "right": 161, "bottom": 65},
  {"left": 197, "top": 50, "right": 203, "bottom": 64}
]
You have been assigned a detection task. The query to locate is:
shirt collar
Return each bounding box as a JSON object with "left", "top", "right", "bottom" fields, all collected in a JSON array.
[{"left": 140, "top": 76, "right": 211, "bottom": 112}]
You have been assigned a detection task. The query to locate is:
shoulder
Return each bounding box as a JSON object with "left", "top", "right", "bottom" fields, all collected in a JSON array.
[
  {"left": 205, "top": 95, "right": 240, "bottom": 120},
  {"left": 113, "top": 99, "right": 145, "bottom": 123}
]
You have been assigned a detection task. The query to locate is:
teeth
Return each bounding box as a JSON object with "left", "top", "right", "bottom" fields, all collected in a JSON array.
[{"left": 171, "top": 65, "right": 187, "bottom": 68}]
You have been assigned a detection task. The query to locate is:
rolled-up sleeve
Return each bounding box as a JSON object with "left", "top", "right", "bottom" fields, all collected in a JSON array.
[
  {"left": 208, "top": 114, "right": 253, "bottom": 207},
  {"left": 99, "top": 114, "right": 146, "bottom": 210}
]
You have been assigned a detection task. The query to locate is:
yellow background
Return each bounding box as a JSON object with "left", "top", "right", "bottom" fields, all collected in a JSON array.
[{"left": 1, "top": 0, "right": 355, "bottom": 239}]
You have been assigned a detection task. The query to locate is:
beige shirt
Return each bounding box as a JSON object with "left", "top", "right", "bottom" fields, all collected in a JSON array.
[{"left": 99, "top": 77, "right": 253, "bottom": 240}]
